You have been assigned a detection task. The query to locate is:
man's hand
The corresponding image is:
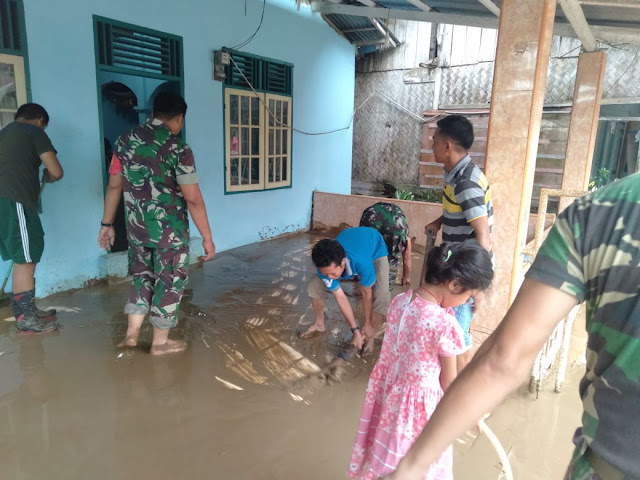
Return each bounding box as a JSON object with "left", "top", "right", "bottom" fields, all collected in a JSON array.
[
  {"left": 471, "top": 291, "right": 484, "bottom": 314},
  {"left": 401, "top": 274, "right": 411, "bottom": 286},
  {"left": 424, "top": 216, "right": 443, "bottom": 235},
  {"left": 98, "top": 226, "right": 115, "bottom": 251},
  {"left": 361, "top": 322, "right": 375, "bottom": 344},
  {"left": 351, "top": 329, "right": 365, "bottom": 350},
  {"left": 40, "top": 151, "right": 63, "bottom": 182},
  {"left": 202, "top": 238, "right": 216, "bottom": 261}
]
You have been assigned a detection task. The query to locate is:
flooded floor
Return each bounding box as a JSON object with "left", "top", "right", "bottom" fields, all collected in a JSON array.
[{"left": 0, "top": 232, "right": 586, "bottom": 480}]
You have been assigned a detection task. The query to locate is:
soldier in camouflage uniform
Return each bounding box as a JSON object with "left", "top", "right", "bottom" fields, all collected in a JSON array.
[
  {"left": 359, "top": 202, "right": 412, "bottom": 287},
  {"left": 98, "top": 92, "right": 215, "bottom": 356},
  {"left": 388, "top": 173, "right": 640, "bottom": 480}
]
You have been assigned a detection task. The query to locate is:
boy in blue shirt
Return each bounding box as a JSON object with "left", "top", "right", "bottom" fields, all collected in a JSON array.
[{"left": 300, "top": 227, "right": 390, "bottom": 354}]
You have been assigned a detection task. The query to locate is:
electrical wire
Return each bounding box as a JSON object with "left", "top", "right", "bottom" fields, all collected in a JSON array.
[
  {"left": 228, "top": 55, "right": 427, "bottom": 136},
  {"left": 605, "top": 45, "right": 640, "bottom": 96},
  {"left": 230, "top": 0, "right": 266, "bottom": 50},
  {"left": 229, "top": 55, "right": 354, "bottom": 135}
]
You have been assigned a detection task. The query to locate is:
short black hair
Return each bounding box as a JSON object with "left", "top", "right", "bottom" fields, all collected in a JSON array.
[
  {"left": 425, "top": 240, "right": 493, "bottom": 292},
  {"left": 153, "top": 91, "right": 187, "bottom": 120},
  {"left": 15, "top": 103, "right": 49, "bottom": 125},
  {"left": 311, "top": 239, "right": 346, "bottom": 268},
  {"left": 436, "top": 115, "right": 474, "bottom": 150}
]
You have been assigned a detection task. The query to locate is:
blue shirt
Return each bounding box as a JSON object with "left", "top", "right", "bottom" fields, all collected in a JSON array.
[{"left": 317, "top": 227, "right": 388, "bottom": 291}]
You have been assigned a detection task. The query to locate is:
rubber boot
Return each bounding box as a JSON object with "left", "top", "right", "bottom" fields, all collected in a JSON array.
[
  {"left": 11, "top": 290, "right": 58, "bottom": 333},
  {"left": 34, "top": 278, "right": 56, "bottom": 318}
]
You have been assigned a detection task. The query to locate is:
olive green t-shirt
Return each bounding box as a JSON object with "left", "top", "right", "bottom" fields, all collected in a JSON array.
[{"left": 0, "top": 122, "right": 56, "bottom": 210}]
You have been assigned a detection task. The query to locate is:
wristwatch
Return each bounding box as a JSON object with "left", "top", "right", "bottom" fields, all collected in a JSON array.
[
  {"left": 101, "top": 222, "right": 113, "bottom": 227},
  {"left": 351, "top": 326, "right": 360, "bottom": 334}
]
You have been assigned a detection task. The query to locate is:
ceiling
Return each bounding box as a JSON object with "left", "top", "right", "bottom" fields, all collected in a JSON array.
[{"left": 311, "top": 0, "right": 640, "bottom": 51}]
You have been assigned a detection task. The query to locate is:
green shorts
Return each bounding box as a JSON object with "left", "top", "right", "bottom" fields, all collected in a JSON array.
[{"left": 0, "top": 197, "right": 44, "bottom": 264}]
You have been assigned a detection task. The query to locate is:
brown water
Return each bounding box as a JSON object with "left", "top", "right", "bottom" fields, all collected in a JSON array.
[{"left": 0, "top": 233, "right": 586, "bottom": 479}]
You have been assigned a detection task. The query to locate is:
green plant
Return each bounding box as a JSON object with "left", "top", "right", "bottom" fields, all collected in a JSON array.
[
  {"left": 394, "top": 189, "right": 415, "bottom": 201},
  {"left": 414, "top": 188, "right": 443, "bottom": 203},
  {"left": 589, "top": 168, "right": 612, "bottom": 191}
]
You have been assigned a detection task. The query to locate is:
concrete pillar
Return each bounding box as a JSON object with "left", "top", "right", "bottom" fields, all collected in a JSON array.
[
  {"left": 480, "top": 0, "right": 557, "bottom": 329},
  {"left": 558, "top": 51, "right": 607, "bottom": 212}
]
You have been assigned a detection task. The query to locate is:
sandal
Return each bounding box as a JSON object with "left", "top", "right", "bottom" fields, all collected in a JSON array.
[{"left": 297, "top": 325, "right": 326, "bottom": 339}]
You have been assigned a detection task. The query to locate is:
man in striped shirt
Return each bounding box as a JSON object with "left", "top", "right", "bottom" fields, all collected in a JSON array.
[{"left": 424, "top": 115, "right": 493, "bottom": 360}]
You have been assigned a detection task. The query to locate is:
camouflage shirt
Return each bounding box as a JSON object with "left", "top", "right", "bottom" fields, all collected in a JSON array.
[
  {"left": 526, "top": 173, "right": 640, "bottom": 477},
  {"left": 110, "top": 118, "right": 199, "bottom": 248}
]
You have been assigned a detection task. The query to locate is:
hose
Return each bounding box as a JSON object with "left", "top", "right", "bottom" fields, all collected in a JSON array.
[{"left": 478, "top": 418, "right": 514, "bottom": 480}]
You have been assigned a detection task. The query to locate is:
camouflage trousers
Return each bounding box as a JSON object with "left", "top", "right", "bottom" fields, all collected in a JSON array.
[
  {"left": 124, "top": 244, "right": 189, "bottom": 329},
  {"left": 564, "top": 437, "right": 627, "bottom": 480}
]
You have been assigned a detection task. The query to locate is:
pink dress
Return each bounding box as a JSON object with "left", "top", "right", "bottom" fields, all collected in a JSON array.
[{"left": 348, "top": 290, "right": 468, "bottom": 480}]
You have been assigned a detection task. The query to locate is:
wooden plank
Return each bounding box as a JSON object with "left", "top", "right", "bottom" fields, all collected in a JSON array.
[
  {"left": 421, "top": 149, "right": 485, "bottom": 157},
  {"left": 537, "top": 153, "right": 566, "bottom": 160},
  {"left": 478, "top": 28, "right": 498, "bottom": 62},
  {"left": 580, "top": 0, "right": 640, "bottom": 6},
  {"left": 534, "top": 182, "right": 563, "bottom": 189},
  {"left": 438, "top": 24, "right": 453, "bottom": 67},
  {"left": 550, "top": 35, "right": 563, "bottom": 57},
  {"left": 392, "top": 20, "right": 408, "bottom": 70},
  {"left": 403, "top": 20, "right": 420, "bottom": 68},
  {"left": 425, "top": 134, "right": 492, "bottom": 142},
  {"left": 450, "top": 25, "right": 468, "bottom": 66},
  {"left": 405, "top": 0, "right": 432, "bottom": 11},
  {"left": 558, "top": 0, "right": 597, "bottom": 52},
  {"left": 535, "top": 167, "right": 564, "bottom": 174},
  {"left": 415, "top": 21, "right": 432, "bottom": 64},
  {"left": 426, "top": 120, "right": 490, "bottom": 128},
  {"left": 420, "top": 179, "right": 446, "bottom": 188},
  {"left": 477, "top": 0, "right": 501, "bottom": 16},
  {"left": 464, "top": 27, "right": 482, "bottom": 64}
]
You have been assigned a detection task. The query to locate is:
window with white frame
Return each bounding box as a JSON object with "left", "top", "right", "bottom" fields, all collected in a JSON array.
[
  {"left": 0, "top": 0, "right": 29, "bottom": 128},
  {"left": 224, "top": 51, "right": 292, "bottom": 193}
]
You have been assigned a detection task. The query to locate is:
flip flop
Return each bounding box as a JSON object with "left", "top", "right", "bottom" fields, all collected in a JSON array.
[{"left": 297, "top": 326, "right": 326, "bottom": 339}]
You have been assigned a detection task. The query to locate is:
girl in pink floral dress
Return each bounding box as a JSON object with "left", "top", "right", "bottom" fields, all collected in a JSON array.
[{"left": 348, "top": 241, "right": 494, "bottom": 480}]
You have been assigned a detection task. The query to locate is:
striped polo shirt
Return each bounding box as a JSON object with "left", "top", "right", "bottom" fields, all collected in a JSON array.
[{"left": 442, "top": 155, "right": 493, "bottom": 246}]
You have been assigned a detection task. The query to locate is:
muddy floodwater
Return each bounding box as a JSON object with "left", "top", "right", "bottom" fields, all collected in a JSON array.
[{"left": 0, "top": 233, "right": 586, "bottom": 480}]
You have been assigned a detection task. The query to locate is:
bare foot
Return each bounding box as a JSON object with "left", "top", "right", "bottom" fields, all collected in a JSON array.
[
  {"left": 298, "top": 324, "right": 326, "bottom": 339},
  {"left": 150, "top": 339, "right": 187, "bottom": 356},
  {"left": 117, "top": 336, "right": 138, "bottom": 348}
]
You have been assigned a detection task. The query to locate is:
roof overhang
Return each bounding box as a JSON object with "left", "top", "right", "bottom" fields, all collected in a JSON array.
[{"left": 312, "top": 0, "right": 640, "bottom": 50}]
